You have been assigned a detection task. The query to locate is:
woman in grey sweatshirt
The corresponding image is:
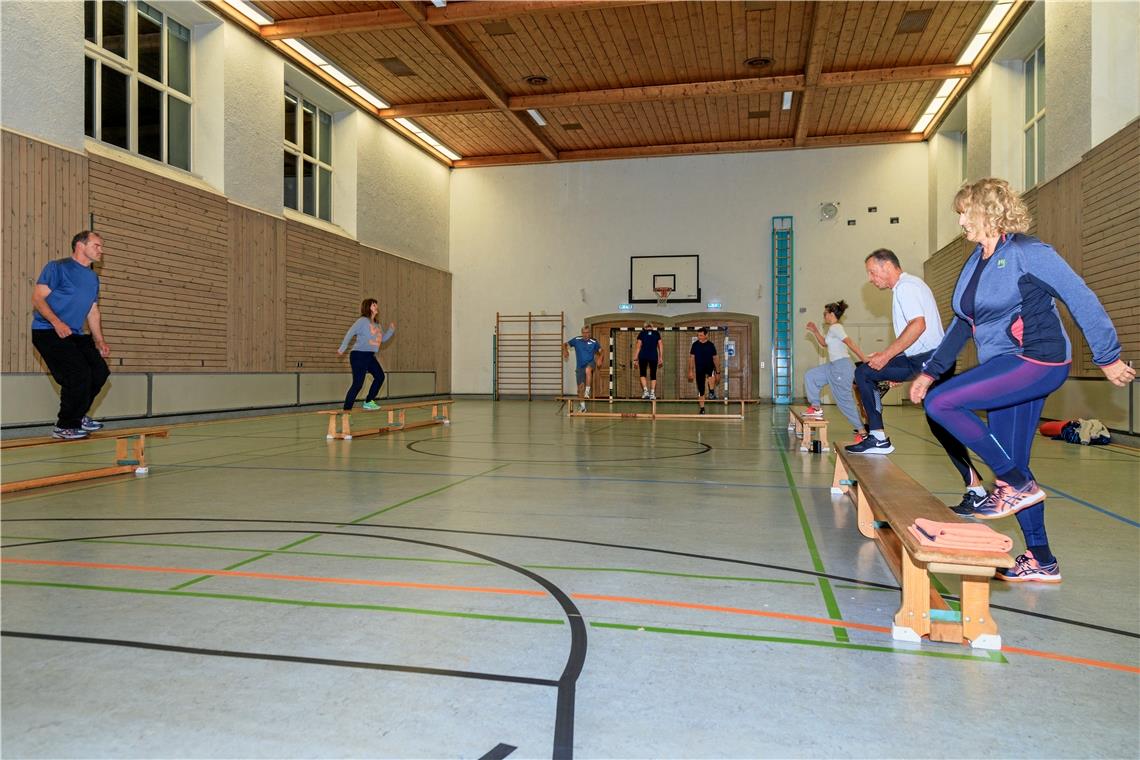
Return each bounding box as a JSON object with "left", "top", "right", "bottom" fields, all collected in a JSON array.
[{"left": 338, "top": 299, "right": 395, "bottom": 410}]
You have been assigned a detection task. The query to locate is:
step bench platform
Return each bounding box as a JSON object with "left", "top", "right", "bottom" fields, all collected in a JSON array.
[{"left": 319, "top": 400, "right": 453, "bottom": 439}]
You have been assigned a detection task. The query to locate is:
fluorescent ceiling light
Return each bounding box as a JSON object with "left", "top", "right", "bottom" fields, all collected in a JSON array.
[
  {"left": 319, "top": 64, "right": 357, "bottom": 87},
  {"left": 224, "top": 0, "right": 273, "bottom": 25},
  {"left": 283, "top": 39, "right": 327, "bottom": 66},
  {"left": 350, "top": 85, "right": 389, "bottom": 109},
  {"left": 526, "top": 109, "right": 547, "bottom": 126},
  {"left": 935, "top": 78, "right": 961, "bottom": 99},
  {"left": 429, "top": 0, "right": 447, "bottom": 7},
  {"left": 956, "top": 32, "right": 991, "bottom": 65},
  {"left": 912, "top": 113, "right": 934, "bottom": 133},
  {"left": 782, "top": 91, "right": 793, "bottom": 110},
  {"left": 926, "top": 96, "right": 948, "bottom": 114},
  {"left": 437, "top": 146, "right": 461, "bottom": 161},
  {"left": 395, "top": 117, "right": 424, "bottom": 134},
  {"left": 979, "top": 2, "right": 1013, "bottom": 34}
]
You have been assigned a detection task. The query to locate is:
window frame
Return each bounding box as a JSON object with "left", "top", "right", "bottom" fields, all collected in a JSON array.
[
  {"left": 84, "top": 0, "right": 194, "bottom": 171},
  {"left": 1022, "top": 41, "right": 1045, "bottom": 189},
  {"left": 283, "top": 88, "right": 334, "bottom": 222}
]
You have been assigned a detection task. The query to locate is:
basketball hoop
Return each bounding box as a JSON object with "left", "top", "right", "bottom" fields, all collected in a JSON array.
[{"left": 655, "top": 286, "right": 673, "bottom": 306}]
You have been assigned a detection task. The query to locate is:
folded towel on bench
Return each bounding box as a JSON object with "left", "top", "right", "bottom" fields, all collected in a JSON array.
[{"left": 909, "top": 518, "right": 1012, "bottom": 553}]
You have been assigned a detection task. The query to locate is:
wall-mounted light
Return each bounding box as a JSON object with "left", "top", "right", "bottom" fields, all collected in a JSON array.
[
  {"left": 526, "top": 109, "right": 547, "bottom": 126},
  {"left": 782, "top": 91, "right": 793, "bottom": 110},
  {"left": 618, "top": 303, "right": 634, "bottom": 312},
  {"left": 706, "top": 301, "right": 724, "bottom": 311}
]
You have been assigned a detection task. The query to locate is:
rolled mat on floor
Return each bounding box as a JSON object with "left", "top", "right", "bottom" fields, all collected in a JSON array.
[
  {"left": 909, "top": 518, "right": 1013, "bottom": 553},
  {"left": 1038, "top": 419, "right": 1068, "bottom": 437}
]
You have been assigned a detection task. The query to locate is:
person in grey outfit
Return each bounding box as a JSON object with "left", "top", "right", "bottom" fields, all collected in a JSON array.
[
  {"left": 338, "top": 298, "right": 395, "bottom": 410},
  {"left": 803, "top": 300, "right": 866, "bottom": 436}
]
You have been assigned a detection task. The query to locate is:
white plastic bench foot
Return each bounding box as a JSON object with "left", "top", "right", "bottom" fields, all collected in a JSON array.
[
  {"left": 891, "top": 624, "right": 922, "bottom": 643},
  {"left": 830, "top": 486, "right": 845, "bottom": 495},
  {"left": 970, "top": 634, "right": 1002, "bottom": 650},
  {"left": 134, "top": 467, "right": 149, "bottom": 476}
]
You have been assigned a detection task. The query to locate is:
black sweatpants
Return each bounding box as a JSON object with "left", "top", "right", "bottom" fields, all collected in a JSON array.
[{"left": 31, "top": 330, "right": 110, "bottom": 429}]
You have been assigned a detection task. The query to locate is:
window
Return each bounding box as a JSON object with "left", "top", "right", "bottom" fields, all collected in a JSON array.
[
  {"left": 84, "top": 0, "right": 192, "bottom": 171},
  {"left": 1023, "top": 42, "right": 1045, "bottom": 188},
  {"left": 284, "top": 91, "right": 333, "bottom": 222}
]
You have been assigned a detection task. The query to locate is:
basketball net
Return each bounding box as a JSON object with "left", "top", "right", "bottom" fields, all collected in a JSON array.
[{"left": 655, "top": 287, "right": 672, "bottom": 306}]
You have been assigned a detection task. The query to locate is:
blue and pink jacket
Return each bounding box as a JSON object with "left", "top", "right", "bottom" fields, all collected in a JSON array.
[{"left": 922, "top": 233, "right": 1121, "bottom": 378}]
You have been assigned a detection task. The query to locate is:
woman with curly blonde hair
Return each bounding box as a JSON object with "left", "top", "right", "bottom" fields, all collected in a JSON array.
[{"left": 911, "top": 178, "right": 1135, "bottom": 583}]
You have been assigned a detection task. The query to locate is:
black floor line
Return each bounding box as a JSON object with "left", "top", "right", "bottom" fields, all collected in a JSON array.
[
  {"left": 3, "top": 517, "right": 1136, "bottom": 639},
  {"left": 0, "top": 630, "right": 557, "bottom": 686}
]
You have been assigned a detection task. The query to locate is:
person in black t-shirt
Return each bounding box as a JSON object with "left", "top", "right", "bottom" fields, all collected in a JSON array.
[
  {"left": 634, "top": 322, "right": 663, "bottom": 399},
  {"left": 688, "top": 328, "right": 720, "bottom": 414}
]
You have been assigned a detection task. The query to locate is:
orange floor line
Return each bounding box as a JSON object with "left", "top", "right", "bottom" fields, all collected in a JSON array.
[{"left": 6, "top": 556, "right": 1138, "bottom": 674}]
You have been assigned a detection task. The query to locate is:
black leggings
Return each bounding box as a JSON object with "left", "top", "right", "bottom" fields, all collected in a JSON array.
[
  {"left": 638, "top": 358, "right": 658, "bottom": 381},
  {"left": 344, "top": 351, "right": 385, "bottom": 409}
]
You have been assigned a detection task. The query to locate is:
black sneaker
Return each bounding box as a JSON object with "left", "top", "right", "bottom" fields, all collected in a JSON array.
[
  {"left": 81, "top": 415, "right": 104, "bottom": 431},
  {"left": 708, "top": 389, "right": 717, "bottom": 399},
  {"left": 52, "top": 427, "right": 90, "bottom": 440},
  {"left": 875, "top": 381, "right": 892, "bottom": 398},
  {"left": 844, "top": 435, "right": 894, "bottom": 454},
  {"left": 699, "top": 407, "right": 707, "bottom": 415},
  {"left": 950, "top": 490, "right": 987, "bottom": 516}
]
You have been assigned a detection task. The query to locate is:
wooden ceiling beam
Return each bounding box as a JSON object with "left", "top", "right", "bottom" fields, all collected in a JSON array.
[
  {"left": 452, "top": 131, "right": 921, "bottom": 167},
  {"left": 394, "top": 1, "right": 559, "bottom": 161},
  {"left": 378, "top": 99, "right": 498, "bottom": 119},
  {"left": 259, "top": 1, "right": 667, "bottom": 40},
  {"left": 793, "top": 2, "right": 836, "bottom": 148},
  {"left": 819, "top": 64, "right": 973, "bottom": 88}
]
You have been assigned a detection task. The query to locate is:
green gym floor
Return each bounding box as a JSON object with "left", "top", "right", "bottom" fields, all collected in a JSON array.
[{"left": 2, "top": 400, "right": 1137, "bottom": 758}]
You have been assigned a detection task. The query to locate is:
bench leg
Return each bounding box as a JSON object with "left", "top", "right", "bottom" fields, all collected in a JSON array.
[
  {"left": 799, "top": 428, "right": 810, "bottom": 451},
  {"left": 327, "top": 415, "right": 337, "bottom": 439},
  {"left": 893, "top": 550, "right": 932, "bottom": 643},
  {"left": 341, "top": 413, "right": 352, "bottom": 439},
  {"left": 788, "top": 411, "right": 795, "bottom": 431},
  {"left": 855, "top": 486, "right": 876, "bottom": 539},
  {"left": 831, "top": 456, "right": 849, "bottom": 496},
  {"left": 961, "top": 576, "right": 1001, "bottom": 649},
  {"left": 818, "top": 426, "right": 830, "bottom": 452}
]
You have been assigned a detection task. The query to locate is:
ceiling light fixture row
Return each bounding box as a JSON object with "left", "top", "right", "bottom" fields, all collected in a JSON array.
[
  {"left": 222, "top": 2, "right": 462, "bottom": 163},
  {"left": 912, "top": 2, "right": 1014, "bottom": 134}
]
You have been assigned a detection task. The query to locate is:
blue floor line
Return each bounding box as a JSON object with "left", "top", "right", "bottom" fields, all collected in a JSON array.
[{"left": 1040, "top": 483, "right": 1139, "bottom": 528}]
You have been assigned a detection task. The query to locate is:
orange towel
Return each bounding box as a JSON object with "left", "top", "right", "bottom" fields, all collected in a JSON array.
[{"left": 909, "top": 518, "right": 1013, "bottom": 553}]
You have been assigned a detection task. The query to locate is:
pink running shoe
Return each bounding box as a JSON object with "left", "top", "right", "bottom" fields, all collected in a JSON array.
[{"left": 973, "top": 479, "right": 1046, "bottom": 520}]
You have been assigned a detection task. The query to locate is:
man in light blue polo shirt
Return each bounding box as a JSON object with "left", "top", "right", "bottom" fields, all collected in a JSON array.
[
  {"left": 31, "top": 231, "right": 112, "bottom": 439},
  {"left": 564, "top": 326, "right": 602, "bottom": 412}
]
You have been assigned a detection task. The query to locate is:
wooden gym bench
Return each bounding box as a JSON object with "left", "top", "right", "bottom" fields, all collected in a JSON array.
[
  {"left": 832, "top": 448, "right": 1014, "bottom": 650},
  {"left": 320, "top": 399, "right": 453, "bottom": 440},
  {"left": 0, "top": 427, "right": 170, "bottom": 494},
  {"left": 561, "top": 397, "right": 745, "bottom": 420},
  {"left": 787, "top": 407, "right": 829, "bottom": 452}
]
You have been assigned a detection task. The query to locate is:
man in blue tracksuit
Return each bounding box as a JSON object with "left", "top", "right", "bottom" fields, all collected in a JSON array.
[
  {"left": 911, "top": 178, "right": 1134, "bottom": 583},
  {"left": 564, "top": 326, "right": 601, "bottom": 412}
]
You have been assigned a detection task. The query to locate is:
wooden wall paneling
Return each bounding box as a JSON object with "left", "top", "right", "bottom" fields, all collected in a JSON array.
[
  {"left": 1, "top": 131, "right": 90, "bottom": 372},
  {"left": 284, "top": 221, "right": 361, "bottom": 371},
  {"left": 378, "top": 252, "right": 401, "bottom": 370},
  {"left": 437, "top": 269, "right": 452, "bottom": 392},
  {"left": 228, "top": 204, "right": 285, "bottom": 372},
  {"left": 923, "top": 235, "right": 977, "bottom": 370},
  {"left": 88, "top": 155, "right": 229, "bottom": 371},
  {"left": 1081, "top": 119, "right": 1139, "bottom": 376}
]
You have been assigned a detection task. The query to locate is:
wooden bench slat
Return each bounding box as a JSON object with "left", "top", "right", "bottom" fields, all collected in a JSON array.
[{"left": 1, "top": 427, "right": 170, "bottom": 450}]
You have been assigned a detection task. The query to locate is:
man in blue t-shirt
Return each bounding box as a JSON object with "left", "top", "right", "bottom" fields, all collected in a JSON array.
[
  {"left": 635, "top": 322, "right": 663, "bottom": 399},
  {"left": 564, "top": 325, "right": 602, "bottom": 412},
  {"left": 688, "top": 328, "right": 720, "bottom": 414},
  {"left": 31, "top": 231, "right": 112, "bottom": 439}
]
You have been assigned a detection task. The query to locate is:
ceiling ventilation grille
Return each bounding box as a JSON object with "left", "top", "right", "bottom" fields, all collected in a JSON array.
[
  {"left": 377, "top": 57, "right": 416, "bottom": 77},
  {"left": 897, "top": 9, "right": 933, "bottom": 35},
  {"left": 482, "top": 20, "right": 515, "bottom": 36},
  {"left": 561, "top": 123, "right": 583, "bottom": 131}
]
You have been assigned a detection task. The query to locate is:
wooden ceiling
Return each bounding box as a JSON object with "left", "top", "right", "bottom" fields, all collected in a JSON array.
[{"left": 246, "top": 1, "right": 997, "bottom": 167}]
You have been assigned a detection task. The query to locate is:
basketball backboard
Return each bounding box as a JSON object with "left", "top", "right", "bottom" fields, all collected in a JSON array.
[{"left": 629, "top": 255, "right": 700, "bottom": 303}]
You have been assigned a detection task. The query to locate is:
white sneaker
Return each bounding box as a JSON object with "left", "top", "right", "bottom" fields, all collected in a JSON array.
[
  {"left": 649, "top": 391, "right": 656, "bottom": 400},
  {"left": 578, "top": 402, "right": 586, "bottom": 413},
  {"left": 584, "top": 387, "right": 591, "bottom": 398},
  {"left": 642, "top": 389, "right": 650, "bottom": 399}
]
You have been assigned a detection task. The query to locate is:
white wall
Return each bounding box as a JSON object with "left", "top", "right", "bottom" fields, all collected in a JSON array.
[
  {"left": 1044, "top": 1, "right": 1093, "bottom": 182},
  {"left": 223, "top": 23, "right": 284, "bottom": 214},
  {"left": 450, "top": 144, "right": 930, "bottom": 396},
  {"left": 1, "top": 2, "right": 86, "bottom": 150},
  {"left": 1091, "top": 0, "right": 1140, "bottom": 144}
]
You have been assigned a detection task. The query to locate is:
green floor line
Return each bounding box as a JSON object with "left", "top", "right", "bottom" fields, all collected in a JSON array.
[
  {"left": 164, "top": 462, "right": 508, "bottom": 591},
  {"left": 592, "top": 622, "right": 1007, "bottom": 664},
  {"left": 1, "top": 534, "right": 819, "bottom": 587},
  {"left": 2, "top": 579, "right": 562, "bottom": 626},
  {"left": 777, "top": 446, "right": 849, "bottom": 642}
]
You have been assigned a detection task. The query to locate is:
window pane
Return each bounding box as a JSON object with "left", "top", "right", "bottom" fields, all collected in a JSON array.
[
  {"left": 84, "top": 0, "right": 97, "bottom": 42},
  {"left": 102, "top": 0, "right": 127, "bottom": 58},
  {"left": 1036, "top": 117, "right": 1046, "bottom": 184},
  {"left": 1036, "top": 47, "right": 1046, "bottom": 110},
  {"left": 283, "top": 151, "right": 298, "bottom": 209},
  {"left": 1024, "top": 54, "right": 1035, "bottom": 122},
  {"left": 138, "top": 81, "right": 162, "bottom": 160},
  {"left": 167, "top": 20, "right": 191, "bottom": 95},
  {"left": 1024, "top": 127, "right": 1035, "bottom": 188},
  {"left": 85, "top": 58, "right": 96, "bottom": 138},
  {"left": 302, "top": 103, "right": 315, "bottom": 157},
  {"left": 100, "top": 65, "right": 129, "bottom": 149},
  {"left": 137, "top": 7, "right": 163, "bottom": 81},
  {"left": 302, "top": 159, "right": 316, "bottom": 215},
  {"left": 284, "top": 94, "right": 297, "bottom": 145},
  {"left": 318, "top": 110, "right": 332, "bottom": 164},
  {"left": 318, "top": 167, "right": 331, "bottom": 221},
  {"left": 168, "top": 95, "right": 191, "bottom": 170}
]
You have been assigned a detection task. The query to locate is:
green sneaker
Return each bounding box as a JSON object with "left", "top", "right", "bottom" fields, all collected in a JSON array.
[{"left": 362, "top": 400, "right": 380, "bottom": 411}]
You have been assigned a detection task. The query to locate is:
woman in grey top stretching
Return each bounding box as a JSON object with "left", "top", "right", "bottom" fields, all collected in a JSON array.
[{"left": 338, "top": 299, "right": 395, "bottom": 410}]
